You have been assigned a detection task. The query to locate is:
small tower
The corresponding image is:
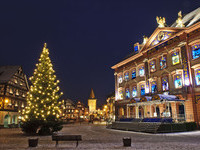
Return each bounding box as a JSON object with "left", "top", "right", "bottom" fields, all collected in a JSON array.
[{"left": 88, "top": 88, "right": 97, "bottom": 113}]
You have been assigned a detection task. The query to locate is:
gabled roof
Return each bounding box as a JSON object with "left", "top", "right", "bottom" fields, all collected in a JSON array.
[
  {"left": 140, "top": 27, "right": 184, "bottom": 52},
  {"left": 0, "top": 66, "right": 21, "bottom": 84}
]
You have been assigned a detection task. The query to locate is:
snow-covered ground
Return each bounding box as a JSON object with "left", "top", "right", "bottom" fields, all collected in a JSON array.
[{"left": 1, "top": 123, "right": 200, "bottom": 150}]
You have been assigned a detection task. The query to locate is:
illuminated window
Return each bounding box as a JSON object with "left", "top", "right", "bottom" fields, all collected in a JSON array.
[
  {"left": 192, "top": 44, "right": 200, "bottom": 59},
  {"left": 118, "top": 75, "right": 123, "bottom": 84},
  {"left": 139, "top": 66, "right": 145, "bottom": 76},
  {"left": 162, "top": 77, "right": 169, "bottom": 91},
  {"left": 151, "top": 81, "right": 157, "bottom": 93},
  {"left": 16, "top": 89, "right": 19, "bottom": 96},
  {"left": 160, "top": 56, "right": 167, "bottom": 69},
  {"left": 124, "top": 72, "right": 129, "bottom": 81},
  {"left": 174, "top": 74, "right": 182, "bottom": 88},
  {"left": 195, "top": 69, "right": 200, "bottom": 85},
  {"left": 119, "top": 90, "right": 123, "bottom": 99},
  {"left": 125, "top": 88, "right": 130, "bottom": 99},
  {"left": 132, "top": 69, "right": 136, "bottom": 79},
  {"left": 140, "top": 84, "right": 145, "bottom": 96},
  {"left": 132, "top": 87, "right": 137, "bottom": 97},
  {"left": 134, "top": 45, "right": 138, "bottom": 52},
  {"left": 14, "top": 79, "right": 17, "bottom": 84},
  {"left": 150, "top": 60, "right": 156, "bottom": 72},
  {"left": 172, "top": 52, "right": 180, "bottom": 65}
]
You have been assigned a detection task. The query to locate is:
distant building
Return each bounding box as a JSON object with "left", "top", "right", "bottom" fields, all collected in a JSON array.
[
  {"left": 61, "top": 98, "right": 76, "bottom": 119},
  {"left": 0, "top": 66, "right": 29, "bottom": 127},
  {"left": 106, "top": 92, "right": 115, "bottom": 121},
  {"left": 75, "top": 101, "right": 89, "bottom": 120},
  {"left": 88, "top": 88, "right": 97, "bottom": 113}
]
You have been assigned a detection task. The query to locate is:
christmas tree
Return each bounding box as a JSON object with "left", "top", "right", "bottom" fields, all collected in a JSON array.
[{"left": 21, "top": 43, "right": 63, "bottom": 135}]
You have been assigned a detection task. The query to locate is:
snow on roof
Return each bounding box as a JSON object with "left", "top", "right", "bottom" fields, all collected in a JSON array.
[{"left": 171, "top": 7, "right": 200, "bottom": 27}]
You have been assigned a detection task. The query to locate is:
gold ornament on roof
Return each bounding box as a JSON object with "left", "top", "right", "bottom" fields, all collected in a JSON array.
[
  {"left": 143, "top": 35, "right": 148, "bottom": 44},
  {"left": 156, "top": 16, "right": 166, "bottom": 27},
  {"left": 176, "top": 11, "right": 185, "bottom": 27}
]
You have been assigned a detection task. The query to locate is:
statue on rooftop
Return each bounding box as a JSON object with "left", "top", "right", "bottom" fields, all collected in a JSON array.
[
  {"left": 156, "top": 16, "right": 166, "bottom": 27},
  {"left": 176, "top": 11, "right": 185, "bottom": 27}
]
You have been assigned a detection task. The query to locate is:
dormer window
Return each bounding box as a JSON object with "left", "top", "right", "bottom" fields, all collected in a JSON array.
[
  {"left": 14, "top": 79, "right": 17, "bottom": 84},
  {"left": 139, "top": 66, "right": 145, "bottom": 76},
  {"left": 192, "top": 44, "right": 200, "bottom": 59}
]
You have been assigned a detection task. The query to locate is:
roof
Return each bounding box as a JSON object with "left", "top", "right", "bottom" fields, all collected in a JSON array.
[
  {"left": 112, "top": 7, "right": 200, "bottom": 70},
  {"left": 89, "top": 88, "right": 96, "bottom": 99},
  {"left": 0, "top": 66, "right": 21, "bottom": 84},
  {"left": 63, "top": 98, "right": 75, "bottom": 105},
  {"left": 171, "top": 7, "right": 200, "bottom": 27}
]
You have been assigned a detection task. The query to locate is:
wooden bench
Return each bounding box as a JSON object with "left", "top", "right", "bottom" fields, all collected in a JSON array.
[{"left": 52, "top": 134, "right": 82, "bottom": 147}]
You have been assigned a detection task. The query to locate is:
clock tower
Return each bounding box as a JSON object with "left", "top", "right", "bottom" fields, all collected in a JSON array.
[{"left": 88, "top": 88, "right": 97, "bottom": 113}]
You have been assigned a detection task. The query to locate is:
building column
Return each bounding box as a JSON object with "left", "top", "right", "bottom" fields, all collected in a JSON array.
[
  {"left": 126, "top": 105, "right": 129, "bottom": 118},
  {"left": 135, "top": 106, "right": 139, "bottom": 118}
]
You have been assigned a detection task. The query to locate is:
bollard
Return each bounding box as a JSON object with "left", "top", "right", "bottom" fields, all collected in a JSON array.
[
  {"left": 28, "top": 138, "right": 38, "bottom": 147},
  {"left": 123, "top": 137, "right": 131, "bottom": 147}
]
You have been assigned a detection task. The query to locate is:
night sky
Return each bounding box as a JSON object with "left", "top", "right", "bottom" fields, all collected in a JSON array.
[{"left": 0, "top": 0, "right": 199, "bottom": 107}]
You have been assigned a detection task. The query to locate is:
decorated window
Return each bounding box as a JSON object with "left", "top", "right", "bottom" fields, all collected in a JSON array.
[
  {"left": 195, "top": 69, "right": 200, "bottom": 86},
  {"left": 174, "top": 74, "right": 182, "bottom": 88},
  {"left": 119, "top": 90, "right": 123, "bottom": 99},
  {"left": 192, "top": 44, "right": 200, "bottom": 59},
  {"left": 125, "top": 88, "right": 130, "bottom": 99},
  {"left": 172, "top": 52, "right": 180, "bottom": 65},
  {"left": 140, "top": 84, "right": 145, "bottom": 96},
  {"left": 160, "top": 56, "right": 167, "bottom": 69},
  {"left": 132, "top": 87, "right": 137, "bottom": 97},
  {"left": 162, "top": 77, "right": 169, "bottom": 91},
  {"left": 132, "top": 69, "right": 136, "bottom": 79},
  {"left": 124, "top": 72, "right": 129, "bottom": 81},
  {"left": 139, "top": 66, "right": 145, "bottom": 76},
  {"left": 134, "top": 45, "right": 138, "bottom": 53},
  {"left": 118, "top": 75, "right": 123, "bottom": 84},
  {"left": 146, "top": 81, "right": 150, "bottom": 93},
  {"left": 150, "top": 60, "right": 156, "bottom": 72},
  {"left": 151, "top": 81, "right": 157, "bottom": 93}
]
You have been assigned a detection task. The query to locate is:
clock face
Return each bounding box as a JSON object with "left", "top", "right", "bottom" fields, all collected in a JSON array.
[{"left": 157, "top": 32, "right": 165, "bottom": 41}]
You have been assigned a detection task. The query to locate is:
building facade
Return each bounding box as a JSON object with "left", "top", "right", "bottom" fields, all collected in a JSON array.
[
  {"left": 106, "top": 92, "right": 115, "bottom": 121},
  {"left": 61, "top": 98, "right": 76, "bottom": 120},
  {"left": 0, "top": 66, "right": 29, "bottom": 127},
  {"left": 88, "top": 88, "right": 97, "bottom": 113},
  {"left": 112, "top": 8, "right": 200, "bottom": 125}
]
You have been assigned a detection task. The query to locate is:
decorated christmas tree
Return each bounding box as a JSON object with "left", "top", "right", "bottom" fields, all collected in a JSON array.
[{"left": 21, "top": 43, "right": 63, "bottom": 135}]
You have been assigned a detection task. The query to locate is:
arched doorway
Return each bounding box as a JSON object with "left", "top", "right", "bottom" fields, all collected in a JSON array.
[
  {"left": 139, "top": 106, "right": 144, "bottom": 118},
  {"left": 156, "top": 106, "right": 160, "bottom": 118},
  {"left": 4, "top": 114, "right": 11, "bottom": 128}
]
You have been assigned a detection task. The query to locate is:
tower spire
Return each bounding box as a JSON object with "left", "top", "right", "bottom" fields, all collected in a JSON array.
[{"left": 89, "top": 88, "right": 95, "bottom": 99}]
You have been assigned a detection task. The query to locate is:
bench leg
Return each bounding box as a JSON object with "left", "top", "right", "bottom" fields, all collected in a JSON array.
[
  {"left": 56, "top": 140, "right": 58, "bottom": 147},
  {"left": 76, "top": 140, "right": 79, "bottom": 147}
]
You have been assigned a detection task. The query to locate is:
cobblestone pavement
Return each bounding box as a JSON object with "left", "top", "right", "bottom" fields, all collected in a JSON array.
[{"left": 1, "top": 123, "right": 200, "bottom": 150}]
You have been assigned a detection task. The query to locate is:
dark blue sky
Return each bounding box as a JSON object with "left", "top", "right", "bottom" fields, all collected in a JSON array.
[{"left": 0, "top": 0, "right": 199, "bottom": 106}]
